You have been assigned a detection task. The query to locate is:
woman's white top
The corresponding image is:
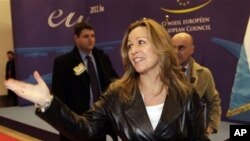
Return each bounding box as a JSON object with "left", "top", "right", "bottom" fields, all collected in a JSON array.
[{"left": 146, "top": 103, "right": 164, "bottom": 130}]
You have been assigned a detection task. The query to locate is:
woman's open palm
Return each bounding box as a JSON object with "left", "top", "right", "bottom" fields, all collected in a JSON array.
[{"left": 4, "top": 71, "right": 51, "bottom": 105}]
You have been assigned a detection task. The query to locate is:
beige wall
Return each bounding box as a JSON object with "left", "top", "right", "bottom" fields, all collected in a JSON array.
[{"left": 0, "top": 0, "right": 13, "bottom": 95}]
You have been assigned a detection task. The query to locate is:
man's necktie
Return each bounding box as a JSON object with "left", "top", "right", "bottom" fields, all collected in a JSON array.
[{"left": 86, "top": 56, "right": 101, "bottom": 102}]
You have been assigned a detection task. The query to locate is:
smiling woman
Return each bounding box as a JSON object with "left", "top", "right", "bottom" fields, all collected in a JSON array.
[{"left": 0, "top": 0, "right": 14, "bottom": 96}]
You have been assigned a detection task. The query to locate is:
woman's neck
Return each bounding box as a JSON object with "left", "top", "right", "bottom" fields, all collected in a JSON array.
[
  {"left": 139, "top": 75, "right": 168, "bottom": 106},
  {"left": 139, "top": 76, "right": 161, "bottom": 93}
]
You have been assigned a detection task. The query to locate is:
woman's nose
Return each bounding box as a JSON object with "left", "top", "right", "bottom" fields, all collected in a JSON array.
[{"left": 130, "top": 46, "right": 139, "bottom": 54}]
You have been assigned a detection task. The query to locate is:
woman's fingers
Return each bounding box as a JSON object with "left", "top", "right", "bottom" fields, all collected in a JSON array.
[
  {"left": 5, "top": 79, "right": 26, "bottom": 93},
  {"left": 4, "top": 78, "right": 36, "bottom": 101},
  {"left": 34, "top": 71, "right": 44, "bottom": 84},
  {"left": 4, "top": 71, "right": 51, "bottom": 104}
]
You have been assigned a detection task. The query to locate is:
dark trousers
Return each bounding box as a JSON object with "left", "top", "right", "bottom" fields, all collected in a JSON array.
[{"left": 7, "top": 90, "right": 18, "bottom": 106}]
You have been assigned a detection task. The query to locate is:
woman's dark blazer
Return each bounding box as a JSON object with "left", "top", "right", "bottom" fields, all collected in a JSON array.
[{"left": 37, "top": 86, "right": 209, "bottom": 141}]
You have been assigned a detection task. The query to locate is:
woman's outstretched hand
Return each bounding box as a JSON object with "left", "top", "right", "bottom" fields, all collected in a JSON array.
[{"left": 4, "top": 71, "right": 51, "bottom": 106}]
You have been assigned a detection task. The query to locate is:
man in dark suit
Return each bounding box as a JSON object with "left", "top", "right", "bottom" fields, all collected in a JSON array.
[
  {"left": 51, "top": 21, "right": 118, "bottom": 141},
  {"left": 5, "top": 50, "right": 17, "bottom": 106}
]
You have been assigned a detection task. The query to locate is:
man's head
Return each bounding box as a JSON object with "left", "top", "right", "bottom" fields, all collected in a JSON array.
[
  {"left": 7, "top": 51, "right": 15, "bottom": 61},
  {"left": 74, "top": 21, "right": 95, "bottom": 54},
  {"left": 172, "top": 32, "right": 194, "bottom": 67}
]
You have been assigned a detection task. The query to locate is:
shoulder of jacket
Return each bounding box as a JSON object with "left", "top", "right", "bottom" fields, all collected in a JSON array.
[{"left": 192, "top": 61, "right": 212, "bottom": 74}]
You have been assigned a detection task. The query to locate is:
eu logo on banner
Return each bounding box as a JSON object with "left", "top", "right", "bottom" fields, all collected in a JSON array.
[{"left": 230, "top": 125, "right": 250, "bottom": 140}]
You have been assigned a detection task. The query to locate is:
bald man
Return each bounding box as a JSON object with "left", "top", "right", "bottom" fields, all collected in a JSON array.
[{"left": 172, "top": 32, "right": 221, "bottom": 136}]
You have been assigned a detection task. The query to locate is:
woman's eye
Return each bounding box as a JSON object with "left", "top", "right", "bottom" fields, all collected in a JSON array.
[
  {"left": 127, "top": 44, "right": 132, "bottom": 49},
  {"left": 138, "top": 40, "right": 145, "bottom": 45}
]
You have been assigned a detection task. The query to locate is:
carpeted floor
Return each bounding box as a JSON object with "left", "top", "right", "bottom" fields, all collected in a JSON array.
[
  {"left": 0, "top": 125, "right": 41, "bottom": 141},
  {"left": 0, "top": 95, "right": 59, "bottom": 140},
  {"left": 0, "top": 131, "right": 19, "bottom": 141}
]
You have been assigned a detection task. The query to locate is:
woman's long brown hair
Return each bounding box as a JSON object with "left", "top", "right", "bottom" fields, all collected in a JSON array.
[{"left": 107, "top": 18, "right": 192, "bottom": 103}]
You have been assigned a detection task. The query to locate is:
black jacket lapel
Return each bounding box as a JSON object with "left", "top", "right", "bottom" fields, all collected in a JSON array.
[
  {"left": 125, "top": 91, "right": 154, "bottom": 135},
  {"left": 155, "top": 87, "right": 185, "bottom": 133}
]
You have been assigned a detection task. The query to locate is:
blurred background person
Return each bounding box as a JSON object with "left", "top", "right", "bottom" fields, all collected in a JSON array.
[
  {"left": 172, "top": 32, "right": 222, "bottom": 136},
  {"left": 5, "top": 50, "right": 17, "bottom": 106}
]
